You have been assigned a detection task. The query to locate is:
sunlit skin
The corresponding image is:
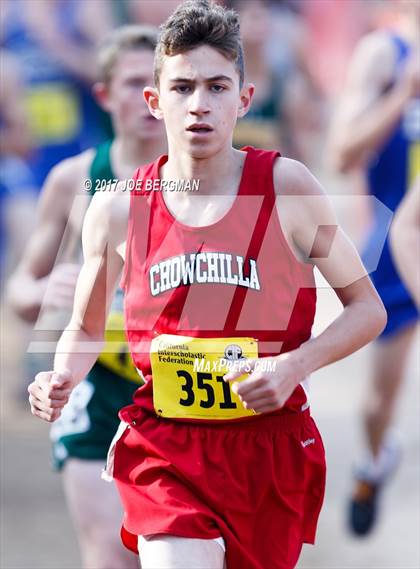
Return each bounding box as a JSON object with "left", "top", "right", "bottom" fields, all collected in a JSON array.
[{"left": 144, "top": 45, "right": 254, "bottom": 184}]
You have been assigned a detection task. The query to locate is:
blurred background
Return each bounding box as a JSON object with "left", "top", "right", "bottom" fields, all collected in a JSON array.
[{"left": 1, "top": 1, "right": 418, "bottom": 568}]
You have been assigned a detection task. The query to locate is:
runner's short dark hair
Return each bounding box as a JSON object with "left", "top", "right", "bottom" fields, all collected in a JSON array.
[{"left": 154, "top": 0, "right": 244, "bottom": 88}]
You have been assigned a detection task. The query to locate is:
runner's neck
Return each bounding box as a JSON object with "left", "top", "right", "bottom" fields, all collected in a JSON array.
[{"left": 161, "top": 146, "right": 246, "bottom": 196}]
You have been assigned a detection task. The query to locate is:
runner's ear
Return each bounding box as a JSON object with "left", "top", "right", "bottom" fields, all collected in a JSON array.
[
  {"left": 237, "top": 83, "right": 254, "bottom": 119},
  {"left": 92, "top": 82, "right": 111, "bottom": 112},
  {"left": 144, "top": 86, "right": 163, "bottom": 120}
]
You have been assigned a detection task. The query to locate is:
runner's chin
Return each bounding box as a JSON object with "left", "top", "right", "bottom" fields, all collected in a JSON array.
[{"left": 185, "top": 130, "right": 223, "bottom": 159}]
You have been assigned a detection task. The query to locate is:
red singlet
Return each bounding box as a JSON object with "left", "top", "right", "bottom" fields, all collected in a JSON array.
[
  {"left": 121, "top": 146, "right": 316, "bottom": 418},
  {"left": 112, "top": 147, "right": 325, "bottom": 569}
]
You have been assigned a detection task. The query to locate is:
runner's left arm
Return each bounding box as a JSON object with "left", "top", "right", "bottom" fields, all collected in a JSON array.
[
  {"left": 225, "top": 158, "right": 387, "bottom": 413},
  {"left": 280, "top": 159, "right": 387, "bottom": 372}
]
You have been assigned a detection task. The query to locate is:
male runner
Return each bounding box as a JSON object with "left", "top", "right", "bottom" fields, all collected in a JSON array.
[
  {"left": 9, "top": 25, "right": 166, "bottom": 568},
  {"left": 329, "top": 0, "right": 420, "bottom": 536},
  {"left": 28, "top": 2, "right": 386, "bottom": 568}
]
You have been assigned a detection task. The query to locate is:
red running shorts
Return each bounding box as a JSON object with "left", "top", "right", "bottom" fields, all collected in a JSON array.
[{"left": 111, "top": 407, "right": 326, "bottom": 569}]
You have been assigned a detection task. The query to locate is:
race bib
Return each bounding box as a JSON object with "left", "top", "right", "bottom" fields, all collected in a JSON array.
[
  {"left": 150, "top": 334, "right": 258, "bottom": 420},
  {"left": 97, "top": 312, "right": 142, "bottom": 384}
]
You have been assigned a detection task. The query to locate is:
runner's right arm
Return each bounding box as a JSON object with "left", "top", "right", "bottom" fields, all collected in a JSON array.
[
  {"left": 7, "top": 152, "right": 92, "bottom": 321},
  {"left": 328, "top": 32, "right": 419, "bottom": 172},
  {"left": 28, "top": 189, "right": 129, "bottom": 422}
]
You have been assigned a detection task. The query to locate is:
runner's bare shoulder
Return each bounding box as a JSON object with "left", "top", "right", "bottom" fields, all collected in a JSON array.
[
  {"left": 273, "top": 157, "right": 336, "bottom": 260},
  {"left": 273, "top": 156, "right": 328, "bottom": 229},
  {"left": 273, "top": 156, "right": 323, "bottom": 196},
  {"left": 273, "top": 156, "right": 367, "bottom": 286}
]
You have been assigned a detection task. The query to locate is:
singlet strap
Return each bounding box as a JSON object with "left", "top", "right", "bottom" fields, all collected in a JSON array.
[{"left": 225, "top": 148, "right": 280, "bottom": 331}]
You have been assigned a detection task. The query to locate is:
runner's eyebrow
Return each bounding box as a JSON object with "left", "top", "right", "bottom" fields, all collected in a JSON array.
[
  {"left": 206, "top": 75, "right": 233, "bottom": 84},
  {"left": 169, "top": 75, "right": 233, "bottom": 84}
]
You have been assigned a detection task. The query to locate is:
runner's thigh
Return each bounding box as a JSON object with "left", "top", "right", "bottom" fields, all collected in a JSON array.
[{"left": 63, "top": 459, "right": 124, "bottom": 537}]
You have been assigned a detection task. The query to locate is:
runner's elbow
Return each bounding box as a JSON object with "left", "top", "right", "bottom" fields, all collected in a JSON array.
[{"left": 369, "top": 296, "right": 388, "bottom": 340}]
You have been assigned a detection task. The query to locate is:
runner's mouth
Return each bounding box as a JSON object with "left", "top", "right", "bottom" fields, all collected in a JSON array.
[{"left": 186, "top": 124, "right": 213, "bottom": 133}]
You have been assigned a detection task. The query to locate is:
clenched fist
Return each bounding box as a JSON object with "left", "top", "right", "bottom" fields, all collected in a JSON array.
[
  {"left": 223, "top": 351, "right": 306, "bottom": 414},
  {"left": 28, "top": 370, "right": 74, "bottom": 422}
]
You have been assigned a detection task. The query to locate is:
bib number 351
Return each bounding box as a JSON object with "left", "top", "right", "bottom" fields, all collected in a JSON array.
[{"left": 177, "top": 369, "right": 237, "bottom": 410}]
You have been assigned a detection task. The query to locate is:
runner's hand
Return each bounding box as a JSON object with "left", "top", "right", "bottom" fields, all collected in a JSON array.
[
  {"left": 28, "top": 370, "right": 74, "bottom": 422},
  {"left": 223, "top": 352, "right": 305, "bottom": 414}
]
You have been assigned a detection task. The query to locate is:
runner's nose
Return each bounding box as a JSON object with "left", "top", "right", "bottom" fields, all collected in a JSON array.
[{"left": 188, "top": 87, "right": 210, "bottom": 116}]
